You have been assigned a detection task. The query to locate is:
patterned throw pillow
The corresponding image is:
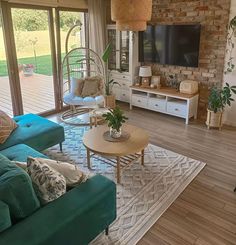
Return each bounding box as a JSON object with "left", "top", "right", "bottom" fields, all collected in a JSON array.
[
  {"left": 29, "top": 158, "right": 89, "bottom": 187},
  {"left": 27, "top": 157, "right": 66, "bottom": 204},
  {"left": 81, "top": 76, "right": 103, "bottom": 97},
  {"left": 0, "top": 110, "right": 18, "bottom": 144}
]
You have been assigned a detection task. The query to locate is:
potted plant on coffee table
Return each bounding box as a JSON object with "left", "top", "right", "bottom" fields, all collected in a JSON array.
[
  {"left": 103, "top": 106, "right": 128, "bottom": 138},
  {"left": 206, "top": 83, "right": 236, "bottom": 130},
  {"left": 102, "top": 43, "right": 120, "bottom": 109}
]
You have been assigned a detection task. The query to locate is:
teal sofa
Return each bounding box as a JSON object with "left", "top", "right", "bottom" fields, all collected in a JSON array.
[{"left": 0, "top": 114, "right": 117, "bottom": 245}]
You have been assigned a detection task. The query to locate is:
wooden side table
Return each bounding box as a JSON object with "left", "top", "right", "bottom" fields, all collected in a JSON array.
[{"left": 89, "top": 108, "right": 110, "bottom": 128}]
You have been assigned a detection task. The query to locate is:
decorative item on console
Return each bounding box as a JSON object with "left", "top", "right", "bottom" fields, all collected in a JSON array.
[
  {"left": 151, "top": 76, "right": 161, "bottom": 89},
  {"left": 179, "top": 80, "right": 199, "bottom": 95},
  {"left": 139, "top": 66, "right": 152, "bottom": 88},
  {"left": 166, "top": 74, "right": 181, "bottom": 91}
]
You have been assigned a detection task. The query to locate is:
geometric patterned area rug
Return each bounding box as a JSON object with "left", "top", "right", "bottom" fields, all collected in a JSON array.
[{"left": 44, "top": 123, "right": 206, "bottom": 245}]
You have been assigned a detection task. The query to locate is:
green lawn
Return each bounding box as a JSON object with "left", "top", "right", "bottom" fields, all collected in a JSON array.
[{"left": 0, "top": 54, "right": 66, "bottom": 76}]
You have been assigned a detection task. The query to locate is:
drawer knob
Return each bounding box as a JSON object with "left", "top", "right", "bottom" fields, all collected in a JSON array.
[
  {"left": 138, "top": 100, "right": 141, "bottom": 102},
  {"left": 175, "top": 108, "right": 179, "bottom": 111},
  {"left": 123, "top": 76, "right": 125, "bottom": 78},
  {"left": 155, "top": 104, "right": 159, "bottom": 107},
  {"left": 122, "top": 94, "right": 125, "bottom": 96}
]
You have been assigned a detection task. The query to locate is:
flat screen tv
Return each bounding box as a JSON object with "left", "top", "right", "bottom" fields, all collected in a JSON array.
[{"left": 139, "top": 24, "right": 201, "bottom": 67}]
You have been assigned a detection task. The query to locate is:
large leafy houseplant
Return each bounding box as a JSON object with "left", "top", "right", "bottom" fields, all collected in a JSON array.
[
  {"left": 206, "top": 83, "right": 236, "bottom": 129},
  {"left": 102, "top": 43, "right": 120, "bottom": 96},
  {"left": 208, "top": 83, "right": 236, "bottom": 113},
  {"left": 103, "top": 106, "right": 128, "bottom": 138}
]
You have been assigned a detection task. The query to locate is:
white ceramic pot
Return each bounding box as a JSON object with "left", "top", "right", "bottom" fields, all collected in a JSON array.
[{"left": 110, "top": 127, "right": 122, "bottom": 138}]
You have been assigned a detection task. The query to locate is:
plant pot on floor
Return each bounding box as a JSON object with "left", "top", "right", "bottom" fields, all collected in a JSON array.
[
  {"left": 206, "top": 109, "right": 223, "bottom": 130},
  {"left": 105, "top": 95, "right": 116, "bottom": 109}
]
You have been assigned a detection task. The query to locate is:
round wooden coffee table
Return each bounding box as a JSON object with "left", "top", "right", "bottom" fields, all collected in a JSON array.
[{"left": 83, "top": 124, "right": 149, "bottom": 184}]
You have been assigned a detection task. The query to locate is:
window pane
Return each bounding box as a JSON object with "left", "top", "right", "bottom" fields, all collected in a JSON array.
[
  {"left": 0, "top": 12, "right": 13, "bottom": 116},
  {"left": 11, "top": 8, "right": 56, "bottom": 114}
]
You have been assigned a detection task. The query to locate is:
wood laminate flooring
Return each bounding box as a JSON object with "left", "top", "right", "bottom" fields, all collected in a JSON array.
[{"left": 50, "top": 103, "right": 236, "bottom": 245}]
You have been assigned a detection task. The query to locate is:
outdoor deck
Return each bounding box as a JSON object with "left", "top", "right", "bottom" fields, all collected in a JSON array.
[{"left": 0, "top": 73, "right": 55, "bottom": 116}]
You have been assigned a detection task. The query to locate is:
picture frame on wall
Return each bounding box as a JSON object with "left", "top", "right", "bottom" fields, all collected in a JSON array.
[{"left": 151, "top": 76, "right": 161, "bottom": 88}]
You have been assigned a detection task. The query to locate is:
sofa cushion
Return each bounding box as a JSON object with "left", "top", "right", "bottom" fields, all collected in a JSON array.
[
  {"left": 0, "top": 110, "right": 18, "bottom": 144},
  {"left": 0, "top": 154, "right": 40, "bottom": 222},
  {"left": 0, "top": 114, "right": 65, "bottom": 151},
  {"left": 0, "top": 144, "right": 48, "bottom": 162},
  {"left": 0, "top": 200, "right": 11, "bottom": 232},
  {"left": 27, "top": 157, "right": 67, "bottom": 204}
]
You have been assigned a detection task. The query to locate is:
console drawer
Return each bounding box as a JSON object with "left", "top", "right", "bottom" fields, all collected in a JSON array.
[
  {"left": 148, "top": 98, "right": 166, "bottom": 112},
  {"left": 132, "top": 95, "right": 148, "bottom": 108},
  {"left": 167, "top": 101, "right": 187, "bottom": 117},
  {"left": 119, "top": 89, "right": 130, "bottom": 102}
]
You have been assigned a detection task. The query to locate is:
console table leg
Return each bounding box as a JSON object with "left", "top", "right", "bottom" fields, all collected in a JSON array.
[
  {"left": 87, "top": 148, "right": 91, "bottom": 169},
  {"left": 117, "top": 156, "right": 121, "bottom": 184},
  {"left": 141, "top": 149, "right": 144, "bottom": 165}
]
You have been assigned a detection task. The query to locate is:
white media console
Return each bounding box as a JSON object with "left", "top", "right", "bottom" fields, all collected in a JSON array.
[{"left": 129, "top": 86, "right": 199, "bottom": 124}]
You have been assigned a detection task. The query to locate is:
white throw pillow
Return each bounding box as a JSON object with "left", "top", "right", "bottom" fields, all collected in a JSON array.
[
  {"left": 27, "top": 157, "right": 66, "bottom": 204},
  {"left": 34, "top": 158, "right": 89, "bottom": 187},
  {"left": 70, "top": 77, "right": 84, "bottom": 96}
]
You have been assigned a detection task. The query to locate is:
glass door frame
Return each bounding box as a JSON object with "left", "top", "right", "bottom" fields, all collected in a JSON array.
[
  {"left": 55, "top": 7, "right": 89, "bottom": 110},
  {"left": 1, "top": 2, "right": 60, "bottom": 116}
]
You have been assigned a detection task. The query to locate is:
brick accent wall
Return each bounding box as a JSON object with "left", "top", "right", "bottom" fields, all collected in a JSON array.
[{"left": 106, "top": 0, "right": 231, "bottom": 120}]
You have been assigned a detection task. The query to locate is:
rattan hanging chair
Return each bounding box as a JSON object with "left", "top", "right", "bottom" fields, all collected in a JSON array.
[{"left": 61, "top": 47, "right": 105, "bottom": 125}]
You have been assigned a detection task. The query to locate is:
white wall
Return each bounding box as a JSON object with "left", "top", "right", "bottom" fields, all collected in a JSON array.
[{"left": 224, "top": 0, "right": 236, "bottom": 126}]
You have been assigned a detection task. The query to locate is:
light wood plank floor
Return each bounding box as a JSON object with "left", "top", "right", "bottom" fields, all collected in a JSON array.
[{"left": 51, "top": 103, "right": 236, "bottom": 245}]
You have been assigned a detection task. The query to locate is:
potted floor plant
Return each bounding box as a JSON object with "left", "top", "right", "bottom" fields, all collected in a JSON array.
[
  {"left": 103, "top": 106, "right": 128, "bottom": 138},
  {"left": 206, "top": 83, "right": 236, "bottom": 129},
  {"left": 102, "top": 43, "right": 120, "bottom": 109}
]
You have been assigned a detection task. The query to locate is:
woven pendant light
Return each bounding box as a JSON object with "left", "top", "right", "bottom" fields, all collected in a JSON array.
[{"left": 111, "top": 0, "right": 152, "bottom": 31}]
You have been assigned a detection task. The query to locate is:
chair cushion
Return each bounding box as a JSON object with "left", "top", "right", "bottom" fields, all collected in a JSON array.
[
  {"left": 0, "top": 200, "right": 11, "bottom": 232},
  {"left": 0, "top": 144, "right": 48, "bottom": 162},
  {"left": 0, "top": 154, "right": 40, "bottom": 222},
  {"left": 64, "top": 93, "right": 104, "bottom": 106},
  {"left": 0, "top": 114, "right": 65, "bottom": 151},
  {"left": 0, "top": 110, "right": 18, "bottom": 144}
]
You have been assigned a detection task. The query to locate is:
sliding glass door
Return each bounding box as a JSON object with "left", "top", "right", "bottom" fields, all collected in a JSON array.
[
  {"left": 11, "top": 7, "right": 57, "bottom": 114},
  {"left": 0, "top": 2, "right": 88, "bottom": 116},
  {"left": 0, "top": 12, "right": 14, "bottom": 116}
]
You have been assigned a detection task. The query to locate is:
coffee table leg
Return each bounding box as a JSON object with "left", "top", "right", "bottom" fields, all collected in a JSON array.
[
  {"left": 117, "top": 156, "right": 121, "bottom": 184},
  {"left": 141, "top": 149, "right": 145, "bottom": 165},
  {"left": 87, "top": 148, "right": 91, "bottom": 169}
]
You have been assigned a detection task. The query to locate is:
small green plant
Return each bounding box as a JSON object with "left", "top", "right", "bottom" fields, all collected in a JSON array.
[
  {"left": 208, "top": 83, "right": 236, "bottom": 113},
  {"left": 102, "top": 43, "right": 120, "bottom": 95},
  {"left": 102, "top": 106, "right": 128, "bottom": 131}
]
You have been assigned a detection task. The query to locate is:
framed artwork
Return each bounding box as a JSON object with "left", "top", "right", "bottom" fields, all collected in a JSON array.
[{"left": 151, "top": 76, "right": 161, "bottom": 88}]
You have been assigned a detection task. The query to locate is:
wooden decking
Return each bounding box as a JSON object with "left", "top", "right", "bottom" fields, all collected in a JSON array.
[{"left": 0, "top": 73, "right": 55, "bottom": 116}]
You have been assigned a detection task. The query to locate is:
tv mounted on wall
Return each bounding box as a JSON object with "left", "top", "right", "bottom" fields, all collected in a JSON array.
[{"left": 139, "top": 24, "right": 201, "bottom": 68}]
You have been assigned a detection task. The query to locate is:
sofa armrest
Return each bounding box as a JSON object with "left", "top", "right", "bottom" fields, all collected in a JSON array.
[{"left": 0, "top": 175, "right": 116, "bottom": 245}]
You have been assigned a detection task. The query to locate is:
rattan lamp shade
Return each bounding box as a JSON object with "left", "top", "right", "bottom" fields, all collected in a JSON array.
[{"left": 111, "top": 0, "right": 152, "bottom": 31}]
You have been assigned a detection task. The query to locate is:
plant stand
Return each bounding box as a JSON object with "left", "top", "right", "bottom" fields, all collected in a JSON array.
[
  {"left": 206, "top": 109, "right": 223, "bottom": 130},
  {"left": 105, "top": 95, "right": 116, "bottom": 109}
]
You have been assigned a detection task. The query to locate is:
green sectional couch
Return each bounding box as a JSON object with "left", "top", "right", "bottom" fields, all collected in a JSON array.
[{"left": 0, "top": 114, "right": 117, "bottom": 245}]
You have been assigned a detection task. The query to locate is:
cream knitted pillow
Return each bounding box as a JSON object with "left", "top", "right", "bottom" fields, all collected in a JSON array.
[{"left": 0, "top": 110, "right": 18, "bottom": 144}]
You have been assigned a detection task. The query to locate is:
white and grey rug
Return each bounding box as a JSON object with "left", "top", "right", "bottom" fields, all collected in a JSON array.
[{"left": 44, "top": 124, "right": 206, "bottom": 245}]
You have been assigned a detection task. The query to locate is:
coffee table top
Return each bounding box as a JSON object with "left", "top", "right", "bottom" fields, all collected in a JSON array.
[{"left": 83, "top": 124, "right": 149, "bottom": 156}]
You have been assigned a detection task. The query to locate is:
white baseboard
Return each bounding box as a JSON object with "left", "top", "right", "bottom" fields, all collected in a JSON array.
[{"left": 223, "top": 119, "right": 236, "bottom": 127}]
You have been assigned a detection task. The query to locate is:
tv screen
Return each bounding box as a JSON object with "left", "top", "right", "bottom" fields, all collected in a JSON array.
[{"left": 139, "top": 24, "right": 201, "bottom": 67}]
